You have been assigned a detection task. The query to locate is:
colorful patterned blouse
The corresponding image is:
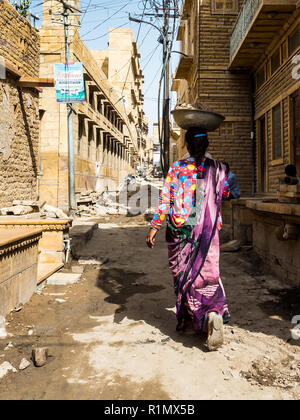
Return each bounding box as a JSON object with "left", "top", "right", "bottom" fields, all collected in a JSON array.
[{"left": 150, "top": 157, "right": 230, "bottom": 231}]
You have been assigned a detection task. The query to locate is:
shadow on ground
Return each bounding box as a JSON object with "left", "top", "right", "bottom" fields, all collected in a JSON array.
[{"left": 85, "top": 224, "right": 300, "bottom": 349}]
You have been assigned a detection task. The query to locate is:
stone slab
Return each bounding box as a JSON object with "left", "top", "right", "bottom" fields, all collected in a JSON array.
[
  {"left": 0, "top": 227, "right": 43, "bottom": 248},
  {"left": 70, "top": 222, "right": 98, "bottom": 259},
  {"left": 37, "top": 262, "right": 64, "bottom": 285},
  {"left": 47, "top": 272, "right": 81, "bottom": 285},
  {"left": 70, "top": 222, "right": 98, "bottom": 239}
]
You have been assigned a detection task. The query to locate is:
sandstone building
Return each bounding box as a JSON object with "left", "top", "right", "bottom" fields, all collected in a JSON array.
[
  {"left": 228, "top": 0, "right": 300, "bottom": 285},
  {"left": 173, "top": 0, "right": 300, "bottom": 286},
  {"left": 39, "top": 0, "right": 150, "bottom": 210},
  {"left": 172, "top": 0, "right": 253, "bottom": 196},
  {"left": 0, "top": 0, "right": 41, "bottom": 207},
  {"left": 0, "top": 1, "right": 62, "bottom": 317}
]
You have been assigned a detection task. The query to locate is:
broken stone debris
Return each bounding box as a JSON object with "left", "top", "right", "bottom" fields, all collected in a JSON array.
[
  {"left": 74, "top": 179, "right": 160, "bottom": 218},
  {"left": 41, "top": 204, "right": 69, "bottom": 219},
  {"left": 71, "top": 265, "right": 85, "bottom": 273},
  {"left": 19, "top": 358, "right": 31, "bottom": 370},
  {"left": 47, "top": 272, "right": 81, "bottom": 285},
  {"left": 0, "top": 200, "right": 70, "bottom": 219},
  {"left": 0, "top": 179, "right": 161, "bottom": 220},
  {"left": 0, "top": 362, "right": 17, "bottom": 378},
  {"left": 32, "top": 347, "right": 48, "bottom": 367},
  {"left": 0, "top": 205, "right": 35, "bottom": 216},
  {"left": 4, "top": 342, "right": 13, "bottom": 350},
  {"left": 55, "top": 298, "right": 66, "bottom": 304},
  {"left": 78, "top": 258, "right": 106, "bottom": 265},
  {"left": 0, "top": 316, "right": 7, "bottom": 340}
]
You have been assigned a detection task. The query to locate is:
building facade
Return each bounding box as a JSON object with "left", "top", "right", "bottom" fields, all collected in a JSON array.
[
  {"left": 173, "top": 0, "right": 300, "bottom": 286},
  {"left": 0, "top": 0, "right": 40, "bottom": 207},
  {"left": 39, "top": 0, "right": 150, "bottom": 211},
  {"left": 229, "top": 0, "right": 300, "bottom": 285},
  {"left": 229, "top": 0, "right": 300, "bottom": 195},
  {"left": 172, "top": 0, "right": 253, "bottom": 196}
]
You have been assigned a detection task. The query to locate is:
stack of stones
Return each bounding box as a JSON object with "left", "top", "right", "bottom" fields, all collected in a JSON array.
[{"left": 277, "top": 176, "right": 300, "bottom": 204}]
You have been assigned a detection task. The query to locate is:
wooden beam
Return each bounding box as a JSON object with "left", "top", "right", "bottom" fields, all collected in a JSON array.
[
  {"left": 3, "top": 61, "right": 22, "bottom": 78},
  {"left": 17, "top": 77, "right": 55, "bottom": 88}
]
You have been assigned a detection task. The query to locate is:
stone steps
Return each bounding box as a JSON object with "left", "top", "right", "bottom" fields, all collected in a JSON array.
[{"left": 37, "top": 262, "right": 64, "bottom": 285}]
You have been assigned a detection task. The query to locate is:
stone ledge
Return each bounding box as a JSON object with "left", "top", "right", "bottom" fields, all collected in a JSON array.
[
  {"left": 0, "top": 217, "right": 71, "bottom": 232},
  {"left": 0, "top": 228, "right": 43, "bottom": 256},
  {"left": 70, "top": 222, "right": 98, "bottom": 259},
  {"left": 246, "top": 200, "right": 300, "bottom": 218},
  {"left": 37, "top": 262, "right": 64, "bottom": 285}
]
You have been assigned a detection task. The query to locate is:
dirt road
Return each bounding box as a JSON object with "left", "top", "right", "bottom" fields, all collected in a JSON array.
[{"left": 0, "top": 216, "right": 299, "bottom": 400}]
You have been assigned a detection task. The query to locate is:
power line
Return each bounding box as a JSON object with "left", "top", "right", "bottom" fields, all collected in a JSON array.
[
  {"left": 80, "top": 1, "right": 132, "bottom": 38},
  {"left": 120, "top": 0, "right": 148, "bottom": 99}
]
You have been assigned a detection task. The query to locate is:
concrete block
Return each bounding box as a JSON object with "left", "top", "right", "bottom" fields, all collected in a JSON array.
[
  {"left": 39, "top": 231, "right": 64, "bottom": 251},
  {"left": 32, "top": 348, "right": 48, "bottom": 367},
  {"left": 70, "top": 222, "right": 98, "bottom": 259},
  {"left": 39, "top": 251, "right": 63, "bottom": 264},
  {"left": 47, "top": 272, "right": 81, "bottom": 285}
]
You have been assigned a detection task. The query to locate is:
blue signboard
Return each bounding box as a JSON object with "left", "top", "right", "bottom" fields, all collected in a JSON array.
[{"left": 54, "top": 62, "right": 85, "bottom": 103}]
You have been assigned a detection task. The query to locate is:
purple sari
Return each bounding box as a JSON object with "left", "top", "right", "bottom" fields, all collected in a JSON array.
[{"left": 166, "top": 158, "right": 230, "bottom": 332}]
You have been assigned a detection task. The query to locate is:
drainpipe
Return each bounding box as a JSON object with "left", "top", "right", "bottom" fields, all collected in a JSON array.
[{"left": 250, "top": 76, "right": 256, "bottom": 196}]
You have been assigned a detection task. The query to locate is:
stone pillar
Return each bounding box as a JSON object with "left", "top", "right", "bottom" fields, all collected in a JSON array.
[
  {"left": 107, "top": 134, "right": 111, "bottom": 171},
  {"left": 96, "top": 128, "right": 102, "bottom": 162},
  {"left": 113, "top": 139, "right": 117, "bottom": 174}
]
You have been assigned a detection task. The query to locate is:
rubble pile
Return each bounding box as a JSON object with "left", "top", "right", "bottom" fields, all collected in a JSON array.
[
  {"left": 0, "top": 200, "right": 69, "bottom": 219},
  {"left": 75, "top": 189, "right": 127, "bottom": 217},
  {"left": 0, "top": 179, "right": 162, "bottom": 220},
  {"left": 175, "top": 101, "right": 213, "bottom": 112},
  {"left": 75, "top": 178, "right": 161, "bottom": 218}
]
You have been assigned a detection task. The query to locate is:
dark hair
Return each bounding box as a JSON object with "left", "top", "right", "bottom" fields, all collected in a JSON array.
[
  {"left": 222, "top": 162, "right": 230, "bottom": 173},
  {"left": 185, "top": 127, "right": 209, "bottom": 177},
  {"left": 285, "top": 164, "right": 297, "bottom": 177}
]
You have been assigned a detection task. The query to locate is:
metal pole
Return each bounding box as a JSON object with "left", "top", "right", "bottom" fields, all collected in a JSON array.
[
  {"left": 163, "top": 0, "right": 170, "bottom": 176},
  {"left": 63, "top": 6, "right": 76, "bottom": 212}
]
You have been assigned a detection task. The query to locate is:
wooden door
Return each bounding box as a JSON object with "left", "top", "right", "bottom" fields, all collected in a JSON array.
[
  {"left": 259, "top": 116, "right": 266, "bottom": 193},
  {"left": 292, "top": 89, "right": 300, "bottom": 175}
]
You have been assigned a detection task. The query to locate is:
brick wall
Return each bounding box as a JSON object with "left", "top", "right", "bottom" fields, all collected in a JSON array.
[
  {"left": 0, "top": 1, "right": 39, "bottom": 76},
  {"left": 0, "top": 0, "right": 40, "bottom": 207},
  {"left": 176, "top": 0, "right": 253, "bottom": 196}
]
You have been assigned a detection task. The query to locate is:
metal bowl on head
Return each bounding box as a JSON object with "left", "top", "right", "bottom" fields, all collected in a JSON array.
[{"left": 171, "top": 109, "right": 225, "bottom": 131}]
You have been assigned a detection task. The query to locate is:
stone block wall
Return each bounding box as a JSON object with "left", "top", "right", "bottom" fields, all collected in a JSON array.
[
  {"left": 0, "top": 0, "right": 40, "bottom": 207},
  {"left": 0, "top": 228, "right": 42, "bottom": 318},
  {"left": 252, "top": 211, "right": 300, "bottom": 287}
]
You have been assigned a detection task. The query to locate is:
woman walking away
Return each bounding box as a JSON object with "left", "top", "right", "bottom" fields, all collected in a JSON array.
[{"left": 146, "top": 127, "right": 231, "bottom": 351}]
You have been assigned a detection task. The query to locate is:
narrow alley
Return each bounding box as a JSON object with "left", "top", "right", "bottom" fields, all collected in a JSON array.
[
  {"left": 1, "top": 0, "right": 300, "bottom": 403},
  {"left": 0, "top": 214, "right": 299, "bottom": 400}
]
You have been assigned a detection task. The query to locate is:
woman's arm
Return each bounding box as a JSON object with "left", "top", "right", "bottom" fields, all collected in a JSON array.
[
  {"left": 149, "top": 165, "right": 176, "bottom": 231},
  {"left": 146, "top": 228, "right": 157, "bottom": 249},
  {"left": 222, "top": 177, "right": 230, "bottom": 199}
]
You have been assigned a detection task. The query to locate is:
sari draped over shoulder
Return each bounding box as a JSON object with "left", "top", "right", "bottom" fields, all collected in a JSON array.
[{"left": 166, "top": 158, "right": 230, "bottom": 332}]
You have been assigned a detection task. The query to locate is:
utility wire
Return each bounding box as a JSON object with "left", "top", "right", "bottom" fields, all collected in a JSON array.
[
  {"left": 80, "top": 1, "right": 132, "bottom": 38},
  {"left": 120, "top": 0, "right": 148, "bottom": 99}
]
